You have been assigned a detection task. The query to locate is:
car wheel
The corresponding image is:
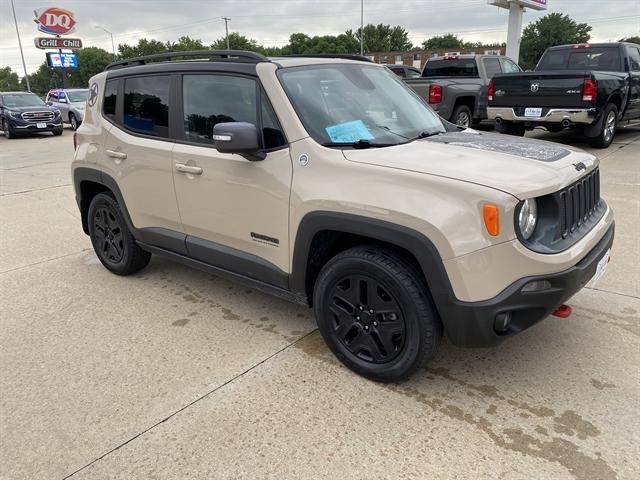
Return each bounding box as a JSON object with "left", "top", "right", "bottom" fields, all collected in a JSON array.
[
  {"left": 589, "top": 104, "right": 618, "bottom": 149},
  {"left": 313, "top": 246, "right": 442, "bottom": 382},
  {"left": 2, "top": 119, "right": 16, "bottom": 139},
  {"left": 52, "top": 128, "right": 63, "bottom": 136},
  {"left": 69, "top": 113, "right": 78, "bottom": 131},
  {"left": 88, "top": 192, "right": 151, "bottom": 276},
  {"left": 452, "top": 105, "right": 472, "bottom": 128}
]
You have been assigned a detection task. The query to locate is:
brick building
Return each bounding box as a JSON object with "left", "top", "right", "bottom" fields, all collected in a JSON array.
[{"left": 367, "top": 46, "right": 506, "bottom": 69}]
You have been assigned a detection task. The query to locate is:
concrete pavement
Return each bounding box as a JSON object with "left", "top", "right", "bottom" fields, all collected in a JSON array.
[{"left": 1, "top": 126, "right": 638, "bottom": 480}]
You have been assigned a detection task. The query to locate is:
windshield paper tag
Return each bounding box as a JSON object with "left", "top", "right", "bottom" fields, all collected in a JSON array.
[{"left": 325, "top": 120, "right": 374, "bottom": 143}]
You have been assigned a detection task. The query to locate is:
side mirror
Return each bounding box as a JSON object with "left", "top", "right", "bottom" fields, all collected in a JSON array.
[
  {"left": 59, "top": 97, "right": 68, "bottom": 103},
  {"left": 212, "top": 122, "right": 265, "bottom": 160}
]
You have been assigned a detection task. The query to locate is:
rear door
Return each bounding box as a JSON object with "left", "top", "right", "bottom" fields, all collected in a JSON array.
[
  {"left": 101, "top": 74, "right": 184, "bottom": 250},
  {"left": 172, "top": 73, "right": 292, "bottom": 283},
  {"left": 625, "top": 45, "right": 640, "bottom": 119}
]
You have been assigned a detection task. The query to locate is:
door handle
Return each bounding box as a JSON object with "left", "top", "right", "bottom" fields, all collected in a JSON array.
[
  {"left": 175, "top": 163, "right": 203, "bottom": 175},
  {"left": 105, "top": 149, "right": 127, "bottom": 160}
]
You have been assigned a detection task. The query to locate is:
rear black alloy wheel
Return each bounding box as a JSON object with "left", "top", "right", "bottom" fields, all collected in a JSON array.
[
  {"left": 328, "top": 274, "right": 406, "bottom": 364},
  {"left": 313, "top": 246, "right": 442, "bottom": 382},
  {"left": 88, "top": 193, "right": 151, "bottom": 275}
]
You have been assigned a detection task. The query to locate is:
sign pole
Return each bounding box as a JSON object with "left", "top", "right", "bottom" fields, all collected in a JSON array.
[
  {"left": 10, "top": 0, "right": 31, "bottom": 91},
  {"left": 506, "top": 2, "right": 524, "bottom": 63}
]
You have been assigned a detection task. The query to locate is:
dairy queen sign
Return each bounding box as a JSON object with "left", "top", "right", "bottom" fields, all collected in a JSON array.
[{"left": 33, "top": 7, "right": 77, "bottom": 35}]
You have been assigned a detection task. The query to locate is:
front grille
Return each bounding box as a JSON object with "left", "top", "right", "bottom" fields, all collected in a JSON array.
[
  {"left": 558, "top": 168, "right": 600, "bottom": 239},
  {"left": 21, "top": 111, "right": 55, "bottom": 123}
]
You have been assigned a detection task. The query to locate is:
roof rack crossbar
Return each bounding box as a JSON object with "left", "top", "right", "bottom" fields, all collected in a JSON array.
[
  {"left": 105, "top": 50, "right": 269, "bottom": 71},
  {"left": 280, "top": 54, "right": 373, "bottom": 63}
]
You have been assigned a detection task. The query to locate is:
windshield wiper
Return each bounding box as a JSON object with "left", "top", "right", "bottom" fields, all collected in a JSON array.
[{"left": 321, "top": 139, "right": 396, "bottom": 149}]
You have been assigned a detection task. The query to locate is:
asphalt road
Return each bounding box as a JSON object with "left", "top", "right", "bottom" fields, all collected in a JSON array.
[{"left": 1, "top": 125, "right": 639, "bottom": 480}]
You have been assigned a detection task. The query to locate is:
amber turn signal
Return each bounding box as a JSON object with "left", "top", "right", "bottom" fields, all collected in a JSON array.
[{"left": 483, "top": 204, "right": 500, "bottom": 236}]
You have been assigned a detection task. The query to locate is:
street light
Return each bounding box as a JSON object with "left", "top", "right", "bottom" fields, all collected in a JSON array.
[{"left": 95, "top": 25, "right": 116, "bottom": 60}]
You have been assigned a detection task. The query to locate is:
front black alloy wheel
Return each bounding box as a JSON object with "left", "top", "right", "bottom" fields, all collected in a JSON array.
[
  {"left": 313, "top": 246, "right": 442, "bottom": 382},
  {"left": 88, "top": 193, "right": 151, "bottom": 275}
]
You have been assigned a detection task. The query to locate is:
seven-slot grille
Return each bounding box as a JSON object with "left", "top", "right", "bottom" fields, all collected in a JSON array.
[
  {"left": 558, "top": 168, "right": 600, "bottom": 239},
  {"left": 21, "top": 111, "right": 55, "bottom": 123}
]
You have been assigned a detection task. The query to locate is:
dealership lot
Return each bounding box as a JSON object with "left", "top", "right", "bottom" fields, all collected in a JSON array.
[{"left": 1, "top": 127, "right": 639, "bottom": 479}]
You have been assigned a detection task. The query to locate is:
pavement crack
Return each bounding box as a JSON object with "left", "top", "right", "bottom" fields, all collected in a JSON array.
[
  {"left": 0, "top": 250, "right": 91, "bottom": 275},
  {"left": 61, "top": 329, "right": 318, "bottom": 479},
  {"left": 0, "top": 183, "right": 71, "bottom": 196}
]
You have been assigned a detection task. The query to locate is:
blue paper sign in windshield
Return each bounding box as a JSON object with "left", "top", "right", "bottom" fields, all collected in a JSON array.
[{"left": 325, "top": 120, "right": 374, "bottom": 143}]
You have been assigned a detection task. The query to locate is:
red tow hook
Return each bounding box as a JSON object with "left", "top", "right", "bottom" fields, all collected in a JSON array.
[{"left": 552, "top": 304, "right": 573, "bottom": 318}]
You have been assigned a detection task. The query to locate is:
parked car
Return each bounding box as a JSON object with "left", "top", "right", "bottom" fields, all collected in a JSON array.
[
  {"left": 46, "top": 88, "right": 88, "bottom": 130},
  {"left": 404, "top": 54, "right": 522, "bottom": 126},
  {"left": 488, "top": 42, "right": 640, "bottom": 147},
  {"left": 384, "top": 64, "right": 422, "bottom": 79},
  {"left": 0, "top": 91, "right": 63, "bottom": 139},
  {"left": 73, "top": 50, "right": 614, "bottom": 382}
]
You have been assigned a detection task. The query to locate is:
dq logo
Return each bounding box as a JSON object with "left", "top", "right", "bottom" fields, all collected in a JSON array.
[{"left": 34, "top": 7, "right": 77, "bottom": 36}]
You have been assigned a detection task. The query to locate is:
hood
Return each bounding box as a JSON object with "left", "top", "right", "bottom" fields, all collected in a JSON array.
[
  {"left": 5, "top": 105, "right": 55, "bottom": 113},
  {"left": 342, "top": 129, "right": 597, "bottom": 199}
]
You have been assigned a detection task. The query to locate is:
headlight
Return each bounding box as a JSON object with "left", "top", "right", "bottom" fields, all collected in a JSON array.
[
  {"left": 6, "top": 111, "right": 20, "bottom": 118},
  {"left": 518, "top": 198, "right": 538, "bottom": 240},
  {"left": 53, "top": 109, "right": 61, "bottom": 116}
]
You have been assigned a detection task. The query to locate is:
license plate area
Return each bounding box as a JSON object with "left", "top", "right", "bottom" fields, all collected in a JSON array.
[
  {"left": 524, "top": 108, "right": 543, "bottom": 118},
  {"left": 588, "top": 249, "right": 611, "bottom": 288},
  {"left": 36, "top": 122, "right": 47, "bottom": 129}
]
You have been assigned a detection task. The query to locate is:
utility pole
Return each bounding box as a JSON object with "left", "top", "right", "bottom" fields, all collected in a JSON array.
[
  {"left": 95, "top": 25, "right": 116, "bottom": 60},
  {"left": 360, "top": 0, "right": 364, "bottom": 55},
  {"left": 222, "top": 17, "right": 231, "bottom": 50},
  {"left": 10, "top": 0, "right": 30, "bottom": 91}
]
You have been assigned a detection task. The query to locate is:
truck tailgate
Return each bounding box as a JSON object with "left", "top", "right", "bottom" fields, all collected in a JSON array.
[{"left": 492, "top": 71, "right": 588, "bottom": 108}]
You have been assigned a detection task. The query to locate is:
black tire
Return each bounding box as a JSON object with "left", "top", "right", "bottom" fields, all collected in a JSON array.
[
  {"left": 2, "top": 119, "right": 16, "bottom": 139},
  {"left": 52, "top": 128, "right": 63, "bottom": 136},
  {"left": 313, "top": 245, "right": 442, "bottom": 382},
  {"left": 451, "top": 105, "right": 472, "bottom": 128},
  {"left": 69, "top": 113, "right": 79, "bottom": 131},
  {"left": 589, "top": 104, "right": 618, "bottom": 148},
  {"left": 88, "top": 192, "right": 151, "bottom": 276},
  {"left": 495, "top": 121, "right": 525, "bottom": 136}
]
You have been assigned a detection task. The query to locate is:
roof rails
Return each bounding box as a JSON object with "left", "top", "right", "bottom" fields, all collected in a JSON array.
[
  {"left": 280, "top": 54, "right": 373, "bottom": 63},
  {"left": 105, "top": 50, "right": 269, "bottom": 71}
]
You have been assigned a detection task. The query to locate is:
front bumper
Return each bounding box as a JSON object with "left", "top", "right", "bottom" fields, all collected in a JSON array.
[
  {"left": 440, "top": 223, "right": 614, "bottom": 347},
  {"left": 487, "top": 107, "right": 596, "bottom": 125},
  {"left": 8, "top": 116, "right": 62, "bottom": 132}
]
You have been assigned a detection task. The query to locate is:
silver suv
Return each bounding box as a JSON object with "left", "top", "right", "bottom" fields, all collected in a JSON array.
[
  {"left": 72, "top": 51, "right": 615, "bottom": 382},
  {"left": 46, "top": 88, "right": 88, "bottom": 130}
]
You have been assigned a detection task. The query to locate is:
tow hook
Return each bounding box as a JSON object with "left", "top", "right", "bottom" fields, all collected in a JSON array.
[{"left": 552, "top": 304, "right": 573, "bottom": 318}]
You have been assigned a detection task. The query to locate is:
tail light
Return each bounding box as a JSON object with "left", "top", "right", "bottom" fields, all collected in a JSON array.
[
  {"left": 582, "top": 79, "right": 598, "bottom": 103},
  {"left": 488, "top": 80, "right": 495, "bottom": 102},
  {"left": 429, "top": 84, "right": 443, "bottom": 104},
  {"left": 73, "top": 132, "right": 78, "bottom": 150}
]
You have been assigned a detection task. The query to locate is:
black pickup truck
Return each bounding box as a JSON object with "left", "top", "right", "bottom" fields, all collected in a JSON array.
[{"left": 488, "top": 42, "right": 640, "bottom": 147}]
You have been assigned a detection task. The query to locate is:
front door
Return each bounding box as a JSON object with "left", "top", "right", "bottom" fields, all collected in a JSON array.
[{"left": 172, "top": 73, "right": 292, "bottom": 286}]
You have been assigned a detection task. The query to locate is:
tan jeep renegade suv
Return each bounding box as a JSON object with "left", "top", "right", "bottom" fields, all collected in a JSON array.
[{"left": 72, "top": 51, "right": 614, "bottom": 382}]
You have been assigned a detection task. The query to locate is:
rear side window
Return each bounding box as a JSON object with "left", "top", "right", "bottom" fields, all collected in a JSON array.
[
  {"left": 103, "top": 80, "right": 118, "bottom": 122},
  {"left": 627, "top": 46, "right": 640, "bottom": 71},
  {"left": 500, "top": 58, "right": 521, "bottom": 73},
  {"left": 423, "top": 59, "right": 479, "bottom": 77},
  {"left": 538, "top": 47, "right": 622, "bottom": 71},
  {"left": 182, "top": 74, "right": 258, "bottom": 145},
  {"left": 483, "top": 58, "right": 501, "bottom": 79},
  {"left": 123, "top": 75, "right": 170, "bottom": 138}
]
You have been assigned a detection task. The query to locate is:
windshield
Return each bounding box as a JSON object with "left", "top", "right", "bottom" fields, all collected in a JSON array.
[
  {"left": 67, "top": 90, "right": 88, "bottom": 103},
  {"left": 538, "top": 47, "right": 622, "bottom": 71},
  {"left": 2, "top": 94, "right": 46, "bottom": 108},
  {"left": 278, "top": 64, "right": 445, "bottom": 147}
]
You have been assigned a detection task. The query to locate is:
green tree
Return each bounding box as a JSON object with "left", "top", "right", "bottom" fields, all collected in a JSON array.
[
  {"left": 73, "top": 47, "right": 113, "bottom": 85},
  {"left": 210, "top": 32, "right": 264, "bottom": 52},
  {"left": 346, "top": 24, "right": 413, "bottom": 52},
  {"left": 520, "top": 13, "right": 591, "bottom": 69},
  {"left": 117, "top": 38, "right": 168, "bottom": 59},
  {"left": 422, "top": 34, "right": 466, "bottom": 50},
  {"left": 168, "top": 36, "right": 208, "bottom": 51},
  {"left": 0, "top": 67, "right": 21, "bottom": 91},
  {"left": 620, "top": 36, "right": 640, "bottom": 45}
]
